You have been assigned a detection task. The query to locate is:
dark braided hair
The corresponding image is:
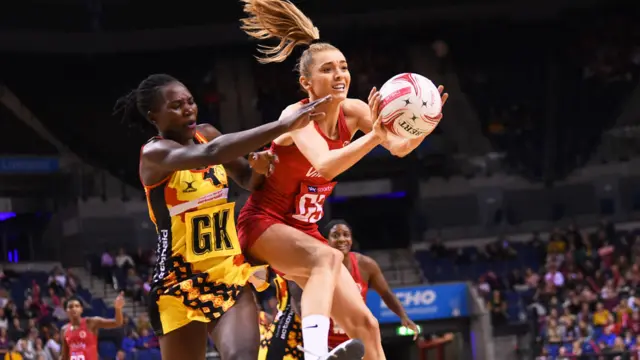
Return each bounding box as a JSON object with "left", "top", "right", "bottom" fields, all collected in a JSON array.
[{"left": 113, "top": 74, "right": 179, "bottom": 127}]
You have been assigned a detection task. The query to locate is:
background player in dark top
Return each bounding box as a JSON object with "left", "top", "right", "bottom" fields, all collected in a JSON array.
[
  {"left": 115, "top": 73, "right": 329, "bottom": 360},
  {"left": 60, "top": 294, "right": 125, "bottom": 360}
]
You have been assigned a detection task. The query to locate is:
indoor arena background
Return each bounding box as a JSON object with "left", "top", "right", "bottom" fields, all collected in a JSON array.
[{"left": 0, "top": 0, "right": 639, "bottom": 359}]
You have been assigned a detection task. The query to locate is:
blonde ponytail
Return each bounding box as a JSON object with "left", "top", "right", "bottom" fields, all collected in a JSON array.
[{"left": 240, "top": 0, "right": 320, "bottom": 64}]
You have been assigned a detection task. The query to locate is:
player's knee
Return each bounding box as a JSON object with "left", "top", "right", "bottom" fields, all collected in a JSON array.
[
  {"left": 224, "top": 345, "right": 258, "bottom": 360},
  {"left": 362, "top": 312, "right": 380, "bottom": 334},
  {"left": 314, "top": 246, "right": 344, "bottom": 271},
  {"left": 354, "top": 311, "right": 379, "bottom": 336}
]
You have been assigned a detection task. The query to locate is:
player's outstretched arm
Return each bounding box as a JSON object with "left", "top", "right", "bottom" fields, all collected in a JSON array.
[
  {"left": 197, "top": 124, "right": 276, "bottom": 191},
  {"left": 288, "top": 101, "right": 385, "bottom": 180},
  {"left": 142, "top": 96, "right": 330, "bottom": 173},
  {"left": 88, "top": 293, "right": 125, "bottom": 330},
  {"left": 361, "top": 255, "right": 420, "bottom": 339}
]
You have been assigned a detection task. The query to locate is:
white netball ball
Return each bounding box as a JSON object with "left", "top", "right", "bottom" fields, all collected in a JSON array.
[{"left": 378, "top": 73, "right": 442, "bottom": 139}]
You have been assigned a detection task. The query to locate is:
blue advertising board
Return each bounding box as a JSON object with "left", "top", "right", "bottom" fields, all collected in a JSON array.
[
  {"left": 366, "top": 282, "right": 469, "bottom": 323},
  {"left": 0, "top": 157, "right": 59, "bottom": 174}
]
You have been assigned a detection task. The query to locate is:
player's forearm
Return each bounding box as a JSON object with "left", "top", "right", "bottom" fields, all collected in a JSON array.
[
  {"left": 205, "top": 121, "right": 288, "bottom": 165},
  {"left": 381, "top": 292, "right": 409, "bottom": 319},
  {"left": 229, "top": 159, "right": 266, "bottom": 191},
  {"left": 316, "top": 132, "right": 381, "bottom": 179},
  {"left": 114, "top": 307, "right": 124, "bottom": 326}
]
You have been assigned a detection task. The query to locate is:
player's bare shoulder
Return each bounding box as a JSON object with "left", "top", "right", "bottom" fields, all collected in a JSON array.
[{"left": 195, "top": 123, "right": 220, "bottom": 140}]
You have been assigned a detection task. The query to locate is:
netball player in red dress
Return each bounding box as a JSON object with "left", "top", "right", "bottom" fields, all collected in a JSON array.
[
  {"left": 323, "top": 220, "right": 420, "bottom": 348},
  {"left": 237, "top": 1, "right": 448, "bottom": 359},
  {"left": 60, "top": 294, "right": 125, "bottom": 360}
]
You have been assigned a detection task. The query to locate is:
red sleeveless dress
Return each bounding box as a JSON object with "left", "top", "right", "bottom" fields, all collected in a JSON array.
[
  {"left": 63, "top": 318, "right": 98, "bottom": 360},
  {"left": 237, "top": 100, "right": 352, "bottom": 250},
  {"left": 328, "top": 252, "right": 369, "bottom": 348}
]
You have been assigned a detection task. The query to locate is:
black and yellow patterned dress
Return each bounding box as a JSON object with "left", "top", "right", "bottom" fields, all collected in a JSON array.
[
  {"left": 259, "top": 275, "right": 303, "bottom": 360},
  {"left": 144, "top": 131, "right": 268, "bottom": 336}
]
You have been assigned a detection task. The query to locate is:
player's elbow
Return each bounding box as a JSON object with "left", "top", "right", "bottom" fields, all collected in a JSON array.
[
  {"left": 203, "top": 139, "right": 234, "bottom": 165},
  {"left": 315, "top": 165, "right": 336, "bottom": 181}
]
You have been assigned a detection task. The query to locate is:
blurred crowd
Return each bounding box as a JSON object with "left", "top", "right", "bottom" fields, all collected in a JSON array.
[
  {"left": 99, "top": 248, "right": 154, "bottom": 306},
  {"left": 0, "top": 266, "right": 77, "bottom": 360},
  {"left": 449, "top": 217, "right": 640, "bottom": 359},
  {"left": 98, "top": 247, "right": 172, "bottom": 359}
]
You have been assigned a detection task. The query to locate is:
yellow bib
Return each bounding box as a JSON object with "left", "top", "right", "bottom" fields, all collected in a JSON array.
[{"left": 184, "top": 202, "right": 241, "bottom": 263}]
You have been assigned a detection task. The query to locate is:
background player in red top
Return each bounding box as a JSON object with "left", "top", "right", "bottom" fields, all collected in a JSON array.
[
  {"left": 323, "top": 219, "right": 420, "bottom": 348},
  {"left": 261, "top": 219, "right": 423, "bottom": 360},
  {"left": 60, "top": 294, "right": 125, "bottom": 360},
  {"left": 238, "top": 1, "right": 448, "bottom": 359}
]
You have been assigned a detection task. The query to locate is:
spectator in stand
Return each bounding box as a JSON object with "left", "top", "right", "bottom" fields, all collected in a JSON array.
[
  {"left": 43, "top": 332, "right": 59, "bottom": 360},
  {"left": 594, "top": 302, "right": 613, "bottom": 327},
  {"left": 598, "top": 237, "right": 616, "bottom": 269},
  {"left": 0, "top": 329, "right": 8, "bottom": 355},
  {"left": 525, "top": 268, "right": 540, "bottom": 289},
  {"left": 601, "top": 279, "right": 619, "bottom": 302},
  {"left": 5, "top": 341, "right": 22, "bottom": 360},
  {"left": 429, "top": 238, "right": 448, "bottom": 258},
  {"left": 545, "top": 263, "right": 565, "bottom": 288},
  {"left": 115, "top": 248, "right": 134, "bottom": 270},
  {"left": 101, "top": 249, "right": 115, "bottom": 284},
  {"left": 507, "top": 269, "right": 526, "bottom": 291},
  {"left": 477, "top": 275, "right": 491, "bottom": 297},
  {"left": 546, "top": 319, "right": 563, "bottom": 343},
  {"left": 132, "top": 247, "right": 150, "bottom": 275},
  {"left": 17, "top": 332, "right": 35, "bottom": 360},
  {"left": 610, "top": 336, "right": 626, "bottom": 355},
  {"left": 48, "top": 268, "right": 66, "bottom": 290},
  {"left": 116, "top": 349, "right": 126, "bottom": 360},
  {"left": 487, "top": 290, "right": 508, "bottom": 325},
  {"left": 547, "top": 231, "right": 566, "bottom": 256},
  {"left": 121, "top": 328, "right": 137, "bottom": 356},
  {"left": 563, "top": 317, "right": 578, "bottom": 343},
  {"left": 135, "top": 315, "right": 150, "bottom": 334},
  {"left": 142, "top": 275, "right": 152, "bottom": 305},
  {"left": 614, "top": 299, "right": 632, "bottom": 330},
  {"left": 10, "top": 318, "right": 25, "bottom": 341},
  {"left": 0, "top": 290, "right": 8, "bottom": 311},
  {"left": 125, "top": 269, "right": 143, "bottom": 302},
  {"left": 0, "top": 310, "right": 7, "bottom": 331},
  {"left": 135, "top": 328, "right": 155, "bottom": 350},
  {"left": 34, "top": 338, "right": 49, "bottom": 360},
  {"left": 622, "top": 330, "right": 634, "bottom": 348}
]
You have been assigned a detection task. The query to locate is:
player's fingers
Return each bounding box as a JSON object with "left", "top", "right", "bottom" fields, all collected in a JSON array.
[
  {"left": 373, "top": 93, "right": 381, "bottom": 111},
  {"left": 309, "top": 112, "right": 325, "bottom": 119},
  {"left": 431, "top": 113, "right": 443, "bottom": 121},
  {"left": 438, "top": 85, "right": 444, "bottom": 94},
  {"left": 368, "top": 87, "right": 377, "bottom": 104},
  {"left": 441, "top": 93, "right": 449, "bottom": 106},
  {"left": 308, "top": 95, "right": 331, "bottom": 108},
  {"left": 271, "top": 153, "right": 279, "bottom": 163}
]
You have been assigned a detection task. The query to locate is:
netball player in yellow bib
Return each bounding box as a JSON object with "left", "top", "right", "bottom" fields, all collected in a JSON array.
[
  {"left": 114, "top": 74, "right": 329, "bottom": 360},
  {"left": 259, "top": 275, "right": 304, "bottom": 360}
]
